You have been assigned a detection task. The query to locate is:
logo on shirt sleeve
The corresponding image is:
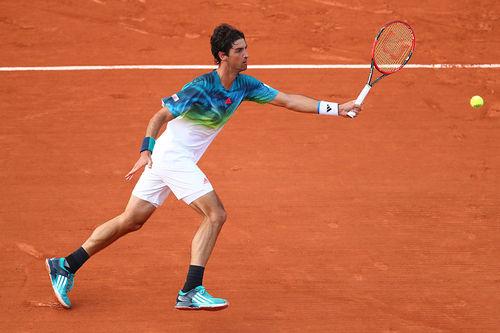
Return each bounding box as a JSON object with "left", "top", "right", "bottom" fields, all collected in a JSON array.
[{"left": 171, "top": 94, "right": 179, "bottom": 102}]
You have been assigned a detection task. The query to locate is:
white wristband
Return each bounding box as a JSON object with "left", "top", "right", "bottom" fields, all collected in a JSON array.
[{"left": 317, "top": 101, "right": 339, "bottom": 116}]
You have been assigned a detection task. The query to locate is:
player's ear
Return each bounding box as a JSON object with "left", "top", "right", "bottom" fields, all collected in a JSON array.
[{"left": 218, "top": 51, "right": 228, "bottom": 62}]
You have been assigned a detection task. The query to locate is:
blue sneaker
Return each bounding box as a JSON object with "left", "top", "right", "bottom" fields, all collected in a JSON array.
[
  {"left": 175, "top": 286, "right": 228, "bottom": 310},
  {"left": 45, "top": 258, "right": 74, "bottom": 308}
]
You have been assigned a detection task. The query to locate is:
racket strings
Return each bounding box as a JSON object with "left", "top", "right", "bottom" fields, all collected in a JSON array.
[{"left": 373, "top": 22, "right": 413, "bottom": 73}]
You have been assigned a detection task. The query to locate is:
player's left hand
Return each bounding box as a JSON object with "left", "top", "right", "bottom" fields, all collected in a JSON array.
[
  {"left": 339, "top": 100, "right": 362, "bottom": 118},
  {"left": 125, "top": 151, "right": 152, "bottom": 181}
]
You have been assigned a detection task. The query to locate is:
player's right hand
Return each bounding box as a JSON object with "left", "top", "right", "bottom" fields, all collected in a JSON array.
[
  {"left": 339, "top": 100, "right": 362, "bottom": 118},
  {"left": 125, "top": 151, "right": 152, "bottom": 181}
]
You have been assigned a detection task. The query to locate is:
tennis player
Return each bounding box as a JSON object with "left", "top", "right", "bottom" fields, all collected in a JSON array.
[{"left": 46, "top": 23, "right": 361, "bottom": 310}]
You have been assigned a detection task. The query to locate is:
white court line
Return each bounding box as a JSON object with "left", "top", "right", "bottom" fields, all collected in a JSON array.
[{"left": 0, "top": 64, "right": 499, "bottom": 71}]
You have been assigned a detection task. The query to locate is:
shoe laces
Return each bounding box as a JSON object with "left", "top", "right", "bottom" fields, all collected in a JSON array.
[{"left": 197, "top": 287, "right": 211, "bottom": 297}]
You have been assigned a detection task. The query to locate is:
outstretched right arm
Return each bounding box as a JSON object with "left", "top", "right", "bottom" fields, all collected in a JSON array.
[{"left": 125, "top": 107, "right": 175, "bottom": 181}]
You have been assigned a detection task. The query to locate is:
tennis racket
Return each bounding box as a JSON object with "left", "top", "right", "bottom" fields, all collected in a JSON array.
[{"left": 348, "top": 20, "right": 415, "bottom": 118}]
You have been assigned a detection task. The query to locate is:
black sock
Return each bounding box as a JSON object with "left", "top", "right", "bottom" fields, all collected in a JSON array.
[
  {"left": 64, "top": 247, "right": 90, "bottom": 274},
  {"left": 182, "top": 265, "right": 205, "bottom": 292}
]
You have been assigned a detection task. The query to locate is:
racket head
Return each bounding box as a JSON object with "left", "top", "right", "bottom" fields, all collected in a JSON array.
[{"left": 371, "top": 20, "right": 415, "bottom": 75}]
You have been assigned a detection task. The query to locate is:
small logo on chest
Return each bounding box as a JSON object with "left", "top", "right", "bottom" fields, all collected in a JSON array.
[{"left": 225, "top": 97, "right": 232, "bottom": 105}]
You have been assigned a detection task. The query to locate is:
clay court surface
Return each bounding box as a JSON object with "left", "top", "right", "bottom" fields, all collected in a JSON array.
[{"left": 1, "top": 1, "right": 499, "bottom": 332}]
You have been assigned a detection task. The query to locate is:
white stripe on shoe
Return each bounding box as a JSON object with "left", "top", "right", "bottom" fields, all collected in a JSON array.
[
  {"left": 192, "top": 295, "right": 208, "bottom": 304},
  {"left": 57, "top": 276, "right": 67, "bottom": 289},
  {"left": 194, "top": 294, "right": 214, "bottom": 304},
  {"left": 192, "top": 295, "right": 203, "bottom": 303},
  {"left": 57, "top": 276, "right": 63, "bottom": 289}
]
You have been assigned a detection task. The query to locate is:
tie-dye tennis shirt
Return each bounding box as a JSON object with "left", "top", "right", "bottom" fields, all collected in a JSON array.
[{"left": 154, "top": 70, "right": 278, "bottom": 165}]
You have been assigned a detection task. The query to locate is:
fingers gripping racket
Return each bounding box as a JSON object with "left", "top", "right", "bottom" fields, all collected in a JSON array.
[{"left": 347, "top": 20, "right": 415, "bottom": 118}]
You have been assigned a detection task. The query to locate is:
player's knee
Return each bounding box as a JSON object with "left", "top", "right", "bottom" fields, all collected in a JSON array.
[
  {"left": 120, "top": 212, "right": 147, "bottom": 233},
  {"left": 127, "top": 221, "right": 144, "bottom": 232},
  {"left": 207, "top": 209, "right": 227, "bottom": 227}
]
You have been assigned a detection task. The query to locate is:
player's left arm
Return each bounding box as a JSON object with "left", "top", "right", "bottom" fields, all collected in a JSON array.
[{"left": 269, "top": 91, "right": 361, "bottom": 118}]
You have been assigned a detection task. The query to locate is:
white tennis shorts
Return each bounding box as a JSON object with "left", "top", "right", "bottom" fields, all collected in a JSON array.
[{"left": 132, "top": 161, "right": 213, "bottom": 206}]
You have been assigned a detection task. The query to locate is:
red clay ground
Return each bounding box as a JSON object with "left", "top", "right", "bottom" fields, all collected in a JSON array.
[{"left": 1, "top": 1, "right": 499, "bottom": 332}]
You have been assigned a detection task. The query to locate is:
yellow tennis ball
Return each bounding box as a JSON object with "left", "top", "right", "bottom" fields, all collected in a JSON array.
[{"left": 470, "top": 95, "right": 484, "bottom": 108}]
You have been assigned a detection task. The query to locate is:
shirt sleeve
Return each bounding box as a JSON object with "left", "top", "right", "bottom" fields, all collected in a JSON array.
[
  {"left": 161, "top": 80, "right": 205, "bottom": 117},
  {"left": 243, "top": 75, "right": 279, "bottom": 104}
]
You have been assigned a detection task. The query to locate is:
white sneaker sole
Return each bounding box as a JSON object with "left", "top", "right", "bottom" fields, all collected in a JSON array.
[{"left": 175, "top": 302, "right": 229, "bottom": 311}]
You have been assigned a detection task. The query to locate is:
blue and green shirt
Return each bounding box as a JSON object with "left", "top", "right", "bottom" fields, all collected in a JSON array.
[
  {"left": 162, "top": 70, "right": 278, "bottom": 129},
  {"left": 154, "top": 71, "right": 279, "bottom": 164}
]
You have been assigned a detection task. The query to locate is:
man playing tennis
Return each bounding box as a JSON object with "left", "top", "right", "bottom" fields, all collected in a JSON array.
[{"left": 46, "top": 23, "right": 361, "bottom": 310}]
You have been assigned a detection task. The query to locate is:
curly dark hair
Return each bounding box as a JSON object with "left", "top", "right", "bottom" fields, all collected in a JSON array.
[{"left": 210, "top": 24, "right": 245, "bottom": 64}]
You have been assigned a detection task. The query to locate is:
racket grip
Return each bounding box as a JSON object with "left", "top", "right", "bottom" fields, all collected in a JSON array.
[
  {"left": 347, "top": 110, "right": 357, "bottom": 118},
  {"left": 355, "top": 84, "right": 371, "bottom": 107}
]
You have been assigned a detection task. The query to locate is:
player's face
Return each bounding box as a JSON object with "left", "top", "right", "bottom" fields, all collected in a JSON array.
[{"left": 227, "top": 38, "right": 248, "bottom": 72}]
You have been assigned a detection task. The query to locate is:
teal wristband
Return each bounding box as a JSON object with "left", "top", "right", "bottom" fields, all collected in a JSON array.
[{"left": 140, "top": 137, "right": 156, "bottom": 153}]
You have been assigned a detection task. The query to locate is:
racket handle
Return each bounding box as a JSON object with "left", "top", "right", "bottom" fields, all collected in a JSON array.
[
  {"left": 347, "top": 110, "right": 357, "bottom": 118},
  {"left": 355, "top": 84, "right": 372, "bottom": 107}
]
